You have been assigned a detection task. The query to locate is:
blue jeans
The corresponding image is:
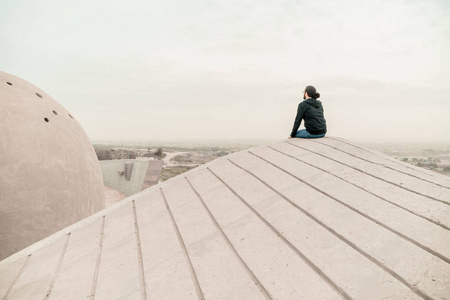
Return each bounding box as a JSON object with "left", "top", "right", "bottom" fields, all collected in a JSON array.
[{"left": 294, "top": 129, "right": 326, "bottom": 139}]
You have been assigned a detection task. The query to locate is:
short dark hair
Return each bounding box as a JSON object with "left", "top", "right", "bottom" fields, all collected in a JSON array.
[{"left": 305, "top": 85, "right": 320, "bottom": 99}]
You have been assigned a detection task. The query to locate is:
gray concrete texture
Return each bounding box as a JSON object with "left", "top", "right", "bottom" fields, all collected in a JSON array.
[
  {"left": 0, "top": 71, "right": 105, "bottom": 260},
  {"left": 1, "top": 137, "right": 449, "bottom": 299},
  {"left": 99, "top": 159, "right": 163, "bottom": 196},
  {"left": 141, "top": 160, "right": 164, "bottom": 190}
]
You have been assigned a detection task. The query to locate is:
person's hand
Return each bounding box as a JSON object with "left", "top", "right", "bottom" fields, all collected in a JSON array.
[{"left": 288, "top": 136, "right": 292, "bottom": 139}]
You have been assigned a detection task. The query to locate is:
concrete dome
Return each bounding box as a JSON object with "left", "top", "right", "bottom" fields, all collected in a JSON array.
[{"left": 0, "top": 71, "right": 105, "bottom": 260}]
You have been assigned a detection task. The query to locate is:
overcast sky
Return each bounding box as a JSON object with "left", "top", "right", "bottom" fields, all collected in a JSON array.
[{"left": 1, "top": 0, "right": 449, "bottom": 144}]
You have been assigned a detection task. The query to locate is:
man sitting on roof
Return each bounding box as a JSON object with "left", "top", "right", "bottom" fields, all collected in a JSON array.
[{"left": 289, "top": 85, "right": 327, "bottom": 139}]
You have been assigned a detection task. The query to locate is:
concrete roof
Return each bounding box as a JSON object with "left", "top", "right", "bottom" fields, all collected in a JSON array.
[{"left": 1, "top": 137, "right": 449, "bottom": 300}]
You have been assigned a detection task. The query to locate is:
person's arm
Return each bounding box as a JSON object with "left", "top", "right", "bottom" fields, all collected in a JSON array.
[{"left": 290, "top": 103, "right": 306, "bottom": 137}]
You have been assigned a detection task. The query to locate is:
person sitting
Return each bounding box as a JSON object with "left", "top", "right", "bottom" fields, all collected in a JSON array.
[{"left": 289, "top": 85, "right": 327, "bottom": 139}]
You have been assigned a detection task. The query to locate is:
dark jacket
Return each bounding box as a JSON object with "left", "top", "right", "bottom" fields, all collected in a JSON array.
[{"left": 290, "top": 98, "right": 327, "bottom": 137}]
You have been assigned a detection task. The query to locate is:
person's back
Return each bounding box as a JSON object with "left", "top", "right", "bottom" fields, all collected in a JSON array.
[{"left": 289, "top": 85, "right": 327, "bottom": 139}]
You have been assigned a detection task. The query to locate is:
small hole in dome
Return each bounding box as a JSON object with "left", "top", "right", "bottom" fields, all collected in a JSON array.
[
  {"left": 69, "top": 114, "right": 73, "bottom": 119},
  {"left": 53, "top": 110, "right": 58, "bottom": 115},
  {"left": 6, "top": 82, "right": 12, "bottom": 85},
  {"left": 36, "top": 93, "right": 43, "bottom": 98},
  {"left": 44, "top": 118, "right": 49, "bottom": 122}
]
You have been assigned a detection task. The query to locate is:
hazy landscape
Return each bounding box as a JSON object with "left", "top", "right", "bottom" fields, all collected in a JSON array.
[
  {"left": 364, "top": 142, "right": 450, "bottom": 176},
  {"left": 94, "top": 141, "right": 257, "bottom": 184},
  {"left": 94, "top": 141, "right": 450, "bottom": 186}
]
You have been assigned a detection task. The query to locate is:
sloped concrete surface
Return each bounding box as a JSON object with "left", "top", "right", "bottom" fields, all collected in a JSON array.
[{"left": 1, "top": 137, "right": 449, "bottom": 299}]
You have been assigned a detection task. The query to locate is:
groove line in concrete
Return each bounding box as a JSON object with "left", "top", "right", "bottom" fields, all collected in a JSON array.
[
  {"left": 160, "top": 188, "right": 205, "bottom": 300},
  {"left": 233, "top": 155, "right": 433, "bottom": 299},
  {"left": 252, "top": 149, "right": 450, "bottom": 264},
  {"left": 206, "top": 167, "right": 353, "bottom": 300},
  {"left": 311, "top": 139, "right": 450, "bottom": 190},
  {"left": 269, "top": 145, "right": 449, "bottom": 231},
  {"left": 43, "top": 233, "right": 71, "bottom": 300},
  {"left": 132, "top": 200, "right": 147, "bottom": 300},
  {"left": 286, "top": 141, "right": 450, "bottom": 206},
  {"left": 2, "top": 255, "right": 31, "bottom": 300},
  {"left": 326, "top": 137, "right": 444, "bottom": 179},
  {"left": 314, "top": 137, "right": 435, "bottom": 177},
  {"left": 185, "top": 177, "right": 273, "bottom": 300},
  {"left": 89, "top": 216, "right": 106, "bottom": 300}
]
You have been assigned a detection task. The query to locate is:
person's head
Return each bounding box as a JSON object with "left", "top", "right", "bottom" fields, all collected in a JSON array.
[{"left": 303, "top": 85, "right": 320, "bottom": 100}]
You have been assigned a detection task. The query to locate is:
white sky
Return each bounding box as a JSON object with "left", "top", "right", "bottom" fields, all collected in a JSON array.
[{"left": 1, "top": 0, "right": 449, "bottom": 144}]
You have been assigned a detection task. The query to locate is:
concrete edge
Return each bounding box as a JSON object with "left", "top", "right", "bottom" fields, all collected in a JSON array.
[{"left": 0, "top": 141, "right": 270, "bottom": 268}]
